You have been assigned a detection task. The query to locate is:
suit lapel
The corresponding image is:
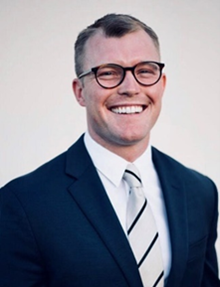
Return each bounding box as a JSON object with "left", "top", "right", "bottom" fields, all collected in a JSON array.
[
  {"left": 152, "top": 147, "right": 188, "bottom": 286},
  {"left": 65, "top": 137, "right": 189, "bottom": 286},
  {"left": 65, "top": 136, "right": 143, "bottom": 287}
]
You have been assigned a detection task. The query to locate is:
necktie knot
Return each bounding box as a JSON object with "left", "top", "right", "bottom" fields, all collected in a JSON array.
[{"left": 123, "top": 164, "right": 142, "bottom": 189}]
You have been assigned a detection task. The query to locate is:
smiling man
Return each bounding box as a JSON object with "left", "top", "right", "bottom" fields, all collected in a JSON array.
[
  {"left": 0, "top": 14, "right": 219, "bottom": 287},
  {"left": 73, "top": 28, "right": 165, "bottom": 162}
]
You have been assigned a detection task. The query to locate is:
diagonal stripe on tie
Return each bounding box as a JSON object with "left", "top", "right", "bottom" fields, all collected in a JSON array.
[
  {"left": 123, "top": 164, "right": 164, "bottom": 287},
  {"left": 152, "top": 271, "right": 164, "bottom": 287},
  {"left": 138, "top": 232, "right": 159, "bottom": 268},
  {"left": 127, "top": 199, "right": 147, "bottom": 235}
]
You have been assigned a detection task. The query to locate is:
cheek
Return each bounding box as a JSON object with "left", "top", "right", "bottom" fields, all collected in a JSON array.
[
  {"left": 84, "top": 93, "right": 103, "bottom": 120},
  {"left": 84, "top": 86, "right": 111, "bottom": 112},
  {"left": 148, "top": 85, "right": 164, "bottom": 104}
]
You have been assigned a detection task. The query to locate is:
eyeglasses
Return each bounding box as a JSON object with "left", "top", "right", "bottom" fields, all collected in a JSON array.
[{"left": 78, "top": 61, "right": 165, "bottom": 89}]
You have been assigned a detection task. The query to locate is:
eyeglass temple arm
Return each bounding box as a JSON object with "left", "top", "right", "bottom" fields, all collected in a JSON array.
[{"left": 78, "top": 69, "right": 92, "bottom": 79}]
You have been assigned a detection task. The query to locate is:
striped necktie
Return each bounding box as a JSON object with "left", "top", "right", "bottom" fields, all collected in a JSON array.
[{"left": 123, "top": 164, "right": 164, "bottom": 287}]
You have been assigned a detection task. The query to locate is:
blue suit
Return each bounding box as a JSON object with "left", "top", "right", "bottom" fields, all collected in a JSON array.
[{"left": 0, "top": 135, "right": 219, "bottom": 286}]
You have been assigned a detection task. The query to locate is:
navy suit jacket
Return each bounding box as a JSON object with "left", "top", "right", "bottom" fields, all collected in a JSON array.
[{"left": 0, "top": 135, "right": 219, "bottom": 287}]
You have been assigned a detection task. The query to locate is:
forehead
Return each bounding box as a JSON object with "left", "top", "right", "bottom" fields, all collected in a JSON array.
[{"left": 83, "top": 29, "right": 160, "bottom": 68}]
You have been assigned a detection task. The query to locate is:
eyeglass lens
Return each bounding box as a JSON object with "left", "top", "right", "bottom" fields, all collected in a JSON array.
[{"left": 95, "top": 62, "right": 162, "bottom": 88}]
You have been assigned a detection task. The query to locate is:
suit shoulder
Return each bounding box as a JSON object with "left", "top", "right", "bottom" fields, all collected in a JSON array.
[
  {"left": 152, "top": 147, "right": 217, "bottom": 190},
  {"left": 1, "top": 135, "right": 87, "bottom": 198},
  {"left": 1, "top": 150, "right": 68, "bottom": 194}
]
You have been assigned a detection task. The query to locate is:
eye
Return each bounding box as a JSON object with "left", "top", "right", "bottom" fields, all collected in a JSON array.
[
  {"left": 97, "top": 66, "right": 121, "bottom": 79},
  {"left": 98, "top": 70, "right": 115, "bottom": 77},
  {"left": 136, "top": 64, "right": 158, "bottom": 77},
  {"left": 138, "top": 68, "right": 153, "bottom": 74}
]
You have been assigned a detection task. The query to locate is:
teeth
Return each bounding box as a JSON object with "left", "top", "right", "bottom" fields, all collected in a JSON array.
[{"left": 111, "top": 106, "right": 143, "bottom": 114}]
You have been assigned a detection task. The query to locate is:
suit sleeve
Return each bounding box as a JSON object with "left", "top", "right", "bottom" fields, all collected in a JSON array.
[
  {"left": 0, "top": 184, "right": 47, "bottom": 287},
  {"left": 201, "top": 182, "right": 220, "bottom": 286}
]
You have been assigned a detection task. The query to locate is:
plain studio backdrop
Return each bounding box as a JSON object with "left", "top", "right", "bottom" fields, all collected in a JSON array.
[{"left": 1, "top": 0, "right": 219, "bottom": 267}]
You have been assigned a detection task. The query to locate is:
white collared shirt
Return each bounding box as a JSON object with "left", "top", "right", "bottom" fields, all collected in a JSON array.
[{"left": 84, "top": 132, "right": 171, "bottom": 278}]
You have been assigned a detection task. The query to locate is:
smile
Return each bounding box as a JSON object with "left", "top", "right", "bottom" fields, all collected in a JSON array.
[{"left": 111, "top": 106, "right": 144, "bottom": 114}]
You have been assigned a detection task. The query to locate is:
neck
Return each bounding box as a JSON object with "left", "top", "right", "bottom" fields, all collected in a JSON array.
[
  {"left": 112, "top": 145, "right": 149, "bottom": 162},
  {"left": 90, "top": 134, "right": 150, "bottom": 162}
]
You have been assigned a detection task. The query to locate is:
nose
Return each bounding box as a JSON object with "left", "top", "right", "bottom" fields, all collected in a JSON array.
[{"left": 117, "top": 70, "right": 141, "bottom": 96}]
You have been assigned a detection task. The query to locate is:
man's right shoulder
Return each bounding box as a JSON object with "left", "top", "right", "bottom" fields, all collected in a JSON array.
[
  {"left": 1, "top": 135, "right": 87, "bottom": 193},
  {"left": 1, "top": 150, "right": 67, "bottom": 194}
]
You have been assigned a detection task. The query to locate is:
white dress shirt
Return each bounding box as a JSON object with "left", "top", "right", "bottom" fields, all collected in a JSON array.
[{"left": 84, "top": 132, "right": 171, "bottom": 279}]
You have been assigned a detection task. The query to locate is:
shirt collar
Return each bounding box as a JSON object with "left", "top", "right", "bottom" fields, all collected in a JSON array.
[{"left": 84, "top": 132, "right": 153, "bottom": 187}]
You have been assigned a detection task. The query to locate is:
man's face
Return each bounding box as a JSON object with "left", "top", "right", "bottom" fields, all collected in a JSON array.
[{"left": 73, "top": 29, "right": 166, "bottom": 156}]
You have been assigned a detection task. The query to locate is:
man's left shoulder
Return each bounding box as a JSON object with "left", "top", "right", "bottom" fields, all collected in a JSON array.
[{"left": 152, "top": 146, "right": 217, "bottom": 193}]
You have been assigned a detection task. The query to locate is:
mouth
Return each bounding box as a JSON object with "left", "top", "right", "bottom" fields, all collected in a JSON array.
[{"left": 110, "top": 105, "right": 146, "bottom": 114}]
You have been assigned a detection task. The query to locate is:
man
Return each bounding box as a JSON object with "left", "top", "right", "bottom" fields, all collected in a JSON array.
[{"left": 0, "top": 13, "right": 219, "bottom": 287}]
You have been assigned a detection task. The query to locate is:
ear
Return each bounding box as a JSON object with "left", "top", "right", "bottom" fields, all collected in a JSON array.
[
  {"left": 160, "top": 73, "right": 167, "bottom": 95},
  {"left": 72, "top": 78, "right": 86, "bottom": 106}
]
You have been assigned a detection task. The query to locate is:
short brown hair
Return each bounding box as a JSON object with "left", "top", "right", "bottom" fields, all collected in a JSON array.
[{"left": 74, "top": 13, "right": 160, "bottom": 77}]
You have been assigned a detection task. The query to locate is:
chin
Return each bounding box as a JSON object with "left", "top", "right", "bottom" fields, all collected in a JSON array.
[{"left": 116, "top": 133, "right": 149, "bottom": 146}]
